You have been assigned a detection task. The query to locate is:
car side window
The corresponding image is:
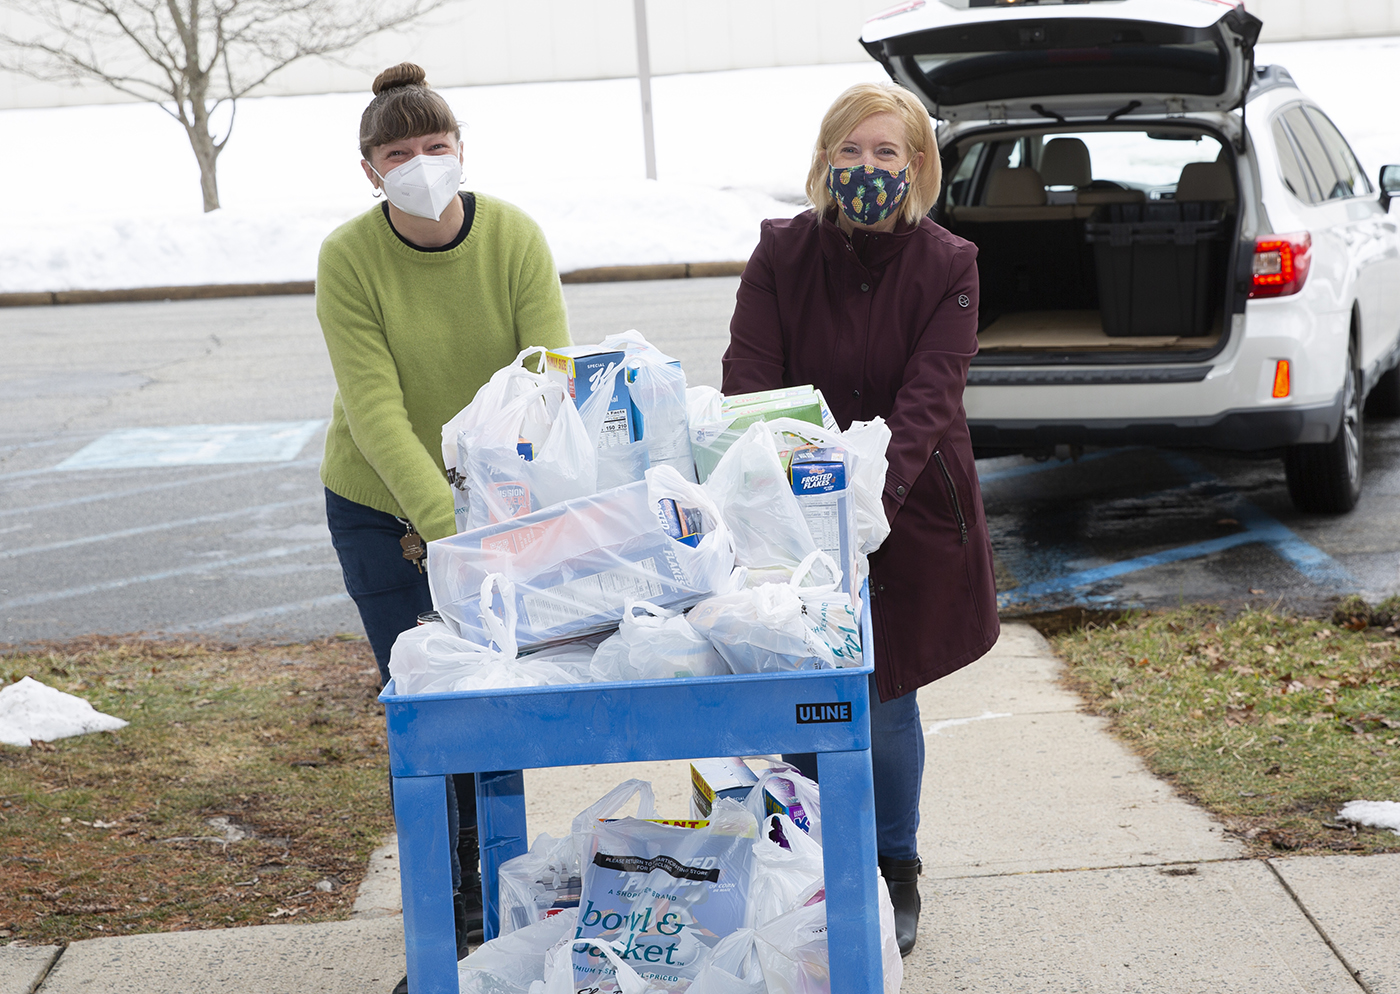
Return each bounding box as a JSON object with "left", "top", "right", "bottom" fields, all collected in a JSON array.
[
  {"left": 1272, "top": 117, "right": 1319, "bottom": 204},
  {"left": 948, "top": 143, "right": 983, "bottom": 207},
  {"left": 1282, "top": 106, "right": 1344, "bottom": 201},
  {"left": 1304, "top": 106, "right": 1373, "bottom": 197}
]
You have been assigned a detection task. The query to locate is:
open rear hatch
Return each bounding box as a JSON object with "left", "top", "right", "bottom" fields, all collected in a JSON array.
[
  {"left": 862, "top": 1, "right": 1260, "bottom": 365},
  {"left": 862, "top": 0, "right": 1262, "bottom": 124}
]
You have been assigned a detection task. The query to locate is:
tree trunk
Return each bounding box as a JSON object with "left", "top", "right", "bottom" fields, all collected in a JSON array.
[{"left": 186, "top": 95, "right": 222, "bottom": 212}]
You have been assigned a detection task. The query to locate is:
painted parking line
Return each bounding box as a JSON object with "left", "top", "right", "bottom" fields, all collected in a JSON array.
[
  {"left": 0, "top": 497, "right": 321, "bottom": 560},
  {"left": 55, "top": 421, "right": 326, "bottom": 471},
  {"left": 0, "top": 541, "right": 328, "bottom": 611},
  {"left": 162, "top": 592, "right": 354, "bottom": 633},
  {"left": 991, "top": 449, "right": 1355, "bottom": 608},
  {"left": 0, "top": 458, "right": 322, "bottom": 519}
]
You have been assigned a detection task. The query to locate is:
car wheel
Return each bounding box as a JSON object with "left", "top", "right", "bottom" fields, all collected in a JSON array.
[
  {"left": 1364, "top": 362, "right": 1400, "bottom": 417},
  {"left": 1285, "top": 342, "right": 1363, "bottom": 513}
]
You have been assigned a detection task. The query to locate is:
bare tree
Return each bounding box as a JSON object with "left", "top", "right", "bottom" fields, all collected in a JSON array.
[{"left": 0, "top": 1, "right": 450, "bottom": 211}]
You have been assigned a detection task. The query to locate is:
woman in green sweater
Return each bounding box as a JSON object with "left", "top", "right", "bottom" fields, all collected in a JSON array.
[{"left": 316, "top": 62, "right": 571, "bottom": 984}]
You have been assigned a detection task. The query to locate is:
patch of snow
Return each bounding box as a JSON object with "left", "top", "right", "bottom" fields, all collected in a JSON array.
[
  {"left": 1337, "top": 799, "right": 1400, "bottom": 836},
  {"left": 0, "top": 676, "right": 128, "bottom": 747},
  {"left": 925, "top": 711, "right": 1011, "bottom": 736}
]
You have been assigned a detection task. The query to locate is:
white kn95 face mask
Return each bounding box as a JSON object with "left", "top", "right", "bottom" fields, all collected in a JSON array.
[{"left": 371, "top": 152, "right": 462, "bottom": 221}]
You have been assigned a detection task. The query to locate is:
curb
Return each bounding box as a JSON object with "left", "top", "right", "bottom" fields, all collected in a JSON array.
[{"left": 0, "top": 262, "right": 747, "bottom": 308}]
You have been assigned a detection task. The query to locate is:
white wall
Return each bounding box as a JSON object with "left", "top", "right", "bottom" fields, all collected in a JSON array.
[
  {"left": 1250, "top": 0, "right": 1400, "bottom": 42},
  {"left": 2, "top": 0, "right": 1397, "bottom": 110},
  {"left": 0, "top": 0, "right": 894, "bottom": 110}
]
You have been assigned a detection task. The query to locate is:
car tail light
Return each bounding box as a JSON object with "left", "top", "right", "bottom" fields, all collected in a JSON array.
[
  {"left": 1250, "top": 232, "right": 1312, "bottom": 298},
  {"left": 1272, "top": 360, "right": 1291, "bottom": 398}
]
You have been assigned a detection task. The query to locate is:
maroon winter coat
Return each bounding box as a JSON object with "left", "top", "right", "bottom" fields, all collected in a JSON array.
[{"left": 722, "top": 210, "right": 1000, "bottom": 703}]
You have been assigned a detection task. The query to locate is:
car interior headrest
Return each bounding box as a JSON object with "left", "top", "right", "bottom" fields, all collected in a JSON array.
[
  {"left": 986, "top": 167, "right": 1048, "bottom": 207},
  {"left": 1176, "top": 161, "right": 1236, "bottom": 202},
  {"left": 1039, "top": 138, "right": 1092, "bottom": 188}
]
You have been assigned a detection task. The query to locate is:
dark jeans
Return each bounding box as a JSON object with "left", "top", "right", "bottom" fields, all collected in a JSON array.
[
  {"left": 783, "top": 672, "right": 923, "bottom": 861},
  {"left": 324, "top": 488, "right": 475, "bottom": 889}
]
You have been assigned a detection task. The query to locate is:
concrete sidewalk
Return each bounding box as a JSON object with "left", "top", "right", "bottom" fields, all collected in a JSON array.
[{"left": 4, "top": 623, "right": 1397, "bottom": 993}]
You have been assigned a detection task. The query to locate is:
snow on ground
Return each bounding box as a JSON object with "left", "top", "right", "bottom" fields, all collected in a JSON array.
[
  {"left": 1337, "top": 800, "right": 1400, "bottom": 835},
  {"left": 1, "top": 37, "right": 1397, "bottom": 293},
  {"left": 0, "top": 676, "right": 128, "bottom": 747}
]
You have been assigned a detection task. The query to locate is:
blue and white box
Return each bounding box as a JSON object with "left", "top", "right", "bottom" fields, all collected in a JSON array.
[
  {"left": 545, "top": 346, "right": 636, "bottom": 449},
  {"left": 789, "top": 446, "right": 858, "bottom": 597}
]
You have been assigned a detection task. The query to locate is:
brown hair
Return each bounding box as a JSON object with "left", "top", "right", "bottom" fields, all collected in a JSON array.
[
  {"left": 805, "top": 83, "right": 942, "bottom": 225},
  {"left": 359, "top": 63, "right": 460, "bottom": 161}
]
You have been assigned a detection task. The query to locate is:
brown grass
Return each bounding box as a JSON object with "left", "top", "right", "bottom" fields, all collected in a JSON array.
[{"left": 0, "top": 635, "right": 395, "bottom": 946}]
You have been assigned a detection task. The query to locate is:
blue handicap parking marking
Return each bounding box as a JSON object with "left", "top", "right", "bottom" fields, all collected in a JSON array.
[
  {"left": 55, "top": 421, "right": 327, "bottom": 471},
  {"left": 982, "top": 448, "right": 1356, "bottom": 609}
]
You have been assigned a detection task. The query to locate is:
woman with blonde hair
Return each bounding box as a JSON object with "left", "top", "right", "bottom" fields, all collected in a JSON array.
[
  {"left": 316, "top": 62, "right": 571, "bottom": 993},
  {"left": 723, "top": 82, "right": 1000, "bottom": 956}
]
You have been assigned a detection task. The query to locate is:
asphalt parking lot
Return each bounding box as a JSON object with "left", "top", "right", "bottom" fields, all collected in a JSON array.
[{"left": 2, "top": 278, "right": 1397, "bottom": 646}]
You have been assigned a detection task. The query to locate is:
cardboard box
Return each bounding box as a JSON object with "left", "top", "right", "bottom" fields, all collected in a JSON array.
[
  {"left": 656, "top": 498, "right": 704, "bottom": 548},
  {"left": 544, "top": 346, "right": 635, "bottom": 448},
  {"left": 790, "top": 445, "right": 858, "bottom": 596},
  {"left": 690, "top": 392, "right": 828, "bottom": 482},
  {"left": 690, "top": 758, "right": 758, "bottom": 818},
  {"left": 763, "top": 776, "right": 813, "bottom": 835}
]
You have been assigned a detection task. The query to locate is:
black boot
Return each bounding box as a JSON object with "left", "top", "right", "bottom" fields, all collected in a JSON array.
[
  {"left": 879, "top": 855, "right": 922, "bottom": 957},
  {"left": 457, "top": 825, "right": 485, "bottom": 944},
  {"left": 389, "top": 889, "right": 476, "bottom": 994}
]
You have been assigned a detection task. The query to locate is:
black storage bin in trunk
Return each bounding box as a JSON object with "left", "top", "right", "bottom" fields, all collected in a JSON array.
[{"left": 1085, "top": 201, "right": 1226, "bottom": 337}]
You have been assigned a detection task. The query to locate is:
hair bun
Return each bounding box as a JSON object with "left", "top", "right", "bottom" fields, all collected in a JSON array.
[{"left": 372, "top": 62, "right": 428, "bottom": 96}]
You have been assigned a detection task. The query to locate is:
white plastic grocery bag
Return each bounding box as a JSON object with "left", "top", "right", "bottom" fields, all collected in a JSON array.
[
  {"left": 497, "top": 780, "right": 657, "bottom": 936},
  {"left": 456, "top": 907, "right": 577, "bottom": 994},
  {"left": 747, "top": 813, "right": 825, "bottom": 929},
  {"left": 540, "top": 939, "right": 651, "bottom": 994},
  {"left": 460, "top": 379, "right": 599, "bottom": 529},
  {"left": 686, "top": 928, "right": 767, "bottom": 994},
  {"left": 387, "top": 621, "right": 512, "bottom": 696},
  {"left": 753, "top": 880, "right": 903, "bottom": 994},
  {"left": 686, "top": 553, "right": 845, "bottom": 675},
  {"left": 572, "top": 799, "right": 758, "bottom": 991},
  {"left": 600, "top": 330, "right": 696, "bottom": 483},
  {"left": 759, "top": 415, "right": 893, "bottom": 558},
  {"left": 427, "top": 474, "right": 735, "bottom": 649},
  {"left": 442, "top": 346, "right": 554, "bottom": 531},
  {"left": 703, "top": 421, "right": 818, "bottom": 571},
  {"left": 745, "top": 766, "right": 823, "bottom": 846},
  {"left": 589, "top": 600, "right": 728, "bottom": 683},
  {"left": 388, "top": 576, "right": 594, "bottom": 694}
]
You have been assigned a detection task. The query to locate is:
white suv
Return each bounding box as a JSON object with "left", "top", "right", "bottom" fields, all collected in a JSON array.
[{"left": 862, "top": 0, "right": 1400, "bottom": 513}]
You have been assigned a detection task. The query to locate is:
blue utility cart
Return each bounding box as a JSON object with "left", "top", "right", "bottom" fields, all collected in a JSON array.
[{"left": 381, "top": 585, "right": 883, "bottom": 993}]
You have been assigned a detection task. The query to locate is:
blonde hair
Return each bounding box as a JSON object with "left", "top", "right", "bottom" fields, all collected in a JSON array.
[
  {"left": 805, "top": 83, "right": 941, "bottom": 225},
  {"left": 359, "top": 63, "right": 460, "bottom": 161}
]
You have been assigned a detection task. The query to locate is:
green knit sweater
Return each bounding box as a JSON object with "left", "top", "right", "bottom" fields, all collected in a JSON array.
[{"left": 317, "top": 194, "right": 571, "bottom": 542}]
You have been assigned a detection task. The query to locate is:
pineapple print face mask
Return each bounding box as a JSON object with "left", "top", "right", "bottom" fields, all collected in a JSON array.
[{"left": 826, "top": 160, "right": 911, "bottom": 227}]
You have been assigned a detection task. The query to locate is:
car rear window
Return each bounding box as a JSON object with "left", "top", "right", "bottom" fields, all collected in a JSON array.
[{"left": 946, "top": 129, "right": 1225, "bottom": 206}]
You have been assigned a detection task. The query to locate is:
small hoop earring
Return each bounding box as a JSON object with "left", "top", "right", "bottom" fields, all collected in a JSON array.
[{"left": 371, "top": 188, "right": 384, "bottom": 199}]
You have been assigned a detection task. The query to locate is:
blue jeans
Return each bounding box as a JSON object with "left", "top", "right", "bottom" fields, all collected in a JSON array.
[
  {"left": 324, "top": 488, "right": 475, "bottom": 890},
  {"left": 784, "top": 672, "right": 923, "bottom": 861}
]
